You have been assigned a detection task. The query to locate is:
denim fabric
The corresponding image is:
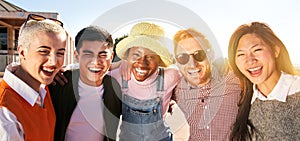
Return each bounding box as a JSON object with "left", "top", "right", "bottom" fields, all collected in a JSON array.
[{"left": 119, "top": 94, "right": 172, "bottom": 141}]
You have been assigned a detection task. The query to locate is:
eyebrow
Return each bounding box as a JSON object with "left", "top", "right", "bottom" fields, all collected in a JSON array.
[
  {"left": 236, "top": 44, "right": 259, "bottom": 52},
  {"left": 38, "top": 46, "right": 65, "bottom": 51},
  {"left": 82, "top": 50, "right": 93, "bottom": 54},
  {"left": 82, "top": 50, "right": 108, "bottom": 54},
  {"left": 98, "top": 51, "right": 108, "bottom": 54}
]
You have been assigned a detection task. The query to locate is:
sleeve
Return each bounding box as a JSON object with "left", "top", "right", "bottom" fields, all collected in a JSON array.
[{"left": 0, "top": 107, "right": 24, "bottom": 141}]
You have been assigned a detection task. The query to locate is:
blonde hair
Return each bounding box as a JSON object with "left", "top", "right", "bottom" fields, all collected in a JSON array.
[
  {"left": 173, "top": 28, "right": 212, "bottom": 55},
  {"left": 18, "top": 19, "right": 66, "bottom": 49}
]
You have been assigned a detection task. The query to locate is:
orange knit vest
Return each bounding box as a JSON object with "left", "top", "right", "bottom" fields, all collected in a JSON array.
[{"left": 0, "top": 80, "right": 56, "bottom": 141}]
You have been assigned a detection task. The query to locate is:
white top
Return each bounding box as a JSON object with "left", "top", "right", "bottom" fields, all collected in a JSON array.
[
  {"left": 252, "top": 72, "right": 300, "bottom": 104},
  {"left": 65, "top": 79, "right": 105, "bottom": 141},
  {"left": 0, "top": 64, "right": 47, "bottom": 141}
]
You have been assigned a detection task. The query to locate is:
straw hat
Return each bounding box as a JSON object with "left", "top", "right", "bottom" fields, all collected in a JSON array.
[{"left": 116, "top": 22, "right": 173, "bottom": 66}]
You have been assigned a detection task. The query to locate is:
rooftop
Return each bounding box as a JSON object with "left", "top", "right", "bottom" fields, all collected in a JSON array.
[{"left": 0, "top": 0, "right": 26, "bottom": 12}]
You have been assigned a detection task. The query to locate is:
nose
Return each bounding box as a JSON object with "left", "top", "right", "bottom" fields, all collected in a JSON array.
[
  {"left": 136, "top": 55, "right": 149, "bottom": 65},
  {"left": 186, "top": 55, "right": 197, "bottom": 67},
  {"left": 48, "top": 53, "right": 58, "bottom": 66},
  {"left": 245, "top": 53, "right": 257, "bottom": 65},
  {"left": 91, "top": 55, "right": 103, "bottom": 65}
]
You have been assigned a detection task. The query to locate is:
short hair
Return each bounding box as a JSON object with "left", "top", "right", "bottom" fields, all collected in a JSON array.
[
  {"left": 18, "top": 19, "right": 66, "bottom": 49},
  {"left": 75, "top": 26, "right": 113, "bottom": 52},
  {"left": 173, "top": 28, "right": 212, "bottom": 55}
]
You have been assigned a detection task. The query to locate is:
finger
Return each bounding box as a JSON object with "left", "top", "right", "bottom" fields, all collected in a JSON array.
[
  {"left": 58, "top": 71, "right": 68, "bottom": 83},
  {"left": 54, "top": 74, "right": 65, "bottom": 86}
]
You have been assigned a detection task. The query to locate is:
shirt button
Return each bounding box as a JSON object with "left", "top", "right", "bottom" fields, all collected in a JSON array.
[{"left": 156, "top": 98, "right": 160, "bottom": 102}]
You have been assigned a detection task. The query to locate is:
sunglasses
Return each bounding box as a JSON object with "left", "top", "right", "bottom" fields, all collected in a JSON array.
[
  {"left": 175, "top": 50, "right": 207, "bottom": 65},
  {"left": 24, "top": 14, "right": 64, "bottom": 27}
]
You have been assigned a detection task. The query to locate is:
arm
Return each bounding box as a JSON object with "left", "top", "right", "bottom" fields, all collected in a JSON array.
[
  {"left": 0, "top": 107, "right": 24, "bottom": 141},
  {"left": 110, "top": 60, "right": 131, "bottom": 81}
]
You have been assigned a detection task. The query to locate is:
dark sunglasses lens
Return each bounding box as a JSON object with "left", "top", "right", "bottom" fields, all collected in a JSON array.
[
  {"left": 194, "top": 50, "right": 207, "bottom": 62},
  {"left": 176, "top": 54, "right": 189, "bottom": 65},
  {"left": 29, "top": 14, "right": 45, "bottom": 21},
  {"left": 28, "top": 14, "right": 63, "bottom": 27}
]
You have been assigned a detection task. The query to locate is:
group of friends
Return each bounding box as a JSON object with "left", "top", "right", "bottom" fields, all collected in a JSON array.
[{"left": 0, "top": 13, "right": 299, "bottom": 141}]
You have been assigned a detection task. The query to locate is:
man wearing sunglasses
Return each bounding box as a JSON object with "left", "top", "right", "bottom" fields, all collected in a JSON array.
[
  {"left": 172, "top": 29, "right": 241, "bottom": 141},
  {"left": 0, "top": 14, "right": 67, "bottom": 141}
]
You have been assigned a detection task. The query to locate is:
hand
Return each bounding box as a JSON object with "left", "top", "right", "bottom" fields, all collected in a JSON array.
[
  {"left": 52, "top": 69, "right": 68, "bottom": 86},
  {"left": 168, "top": 100, "right": 177, "bottom": 115},
  {"left": 119, "top": 60, "right": 131, "bottom": 81}
]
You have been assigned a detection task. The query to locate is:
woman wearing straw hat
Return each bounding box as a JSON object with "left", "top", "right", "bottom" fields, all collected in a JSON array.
[{"left": 109, "top": 22, "right": 180, "bottom": 141}]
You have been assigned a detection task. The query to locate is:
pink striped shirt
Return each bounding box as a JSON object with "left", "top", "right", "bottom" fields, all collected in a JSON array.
[{"left": 174, "top": 71, "right": 241, "bottom": 141}]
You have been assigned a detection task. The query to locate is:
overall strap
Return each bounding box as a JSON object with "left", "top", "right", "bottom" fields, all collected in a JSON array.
[
  {"left": 121, "top": 78, "right": 128, "bottom": 89},
  {"left": 122, "top": 68, "right": 164, "bottom": 91},
  {"left": 156, "top": 67, "right": 164, "bottom": 92}
]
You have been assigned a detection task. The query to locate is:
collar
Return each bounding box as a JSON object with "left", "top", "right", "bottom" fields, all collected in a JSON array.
[
  {"left": 251, "top": 72, "right": 300, "bottom": 103},
  {"left": 3, "top": 64, "right": 47, "bottom": 107}
]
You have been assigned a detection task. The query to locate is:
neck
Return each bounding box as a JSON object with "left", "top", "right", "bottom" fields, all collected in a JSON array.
[
  {"left": 257, "top": 70, "right": 281, "bottom": 97},
  {"left": 14, "top": 66, "right": 41, "bottom": 92}
]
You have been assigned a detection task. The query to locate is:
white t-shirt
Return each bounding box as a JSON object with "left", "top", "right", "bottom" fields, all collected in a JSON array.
[{"left": 65, "top": 79, "right": 105, "bottom": 141}]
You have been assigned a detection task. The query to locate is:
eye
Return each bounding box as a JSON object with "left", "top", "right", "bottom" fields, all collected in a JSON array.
[
  {"left": 132, "top": 53, "right": 140, "bottom": 57},
  {"left": 38, "top": 50, "right": 50, "bottom": 55},
  {"left": 254, "top": 48, "right": 262, "bottom": 52},
  {"left": 83, "top": 53, "right": 94, "bottom": 58},
  {"left": 236, "top": 53, "right": 245, "bottom": 57},
  {"left": 98, "top": 53, "right": 108, "bottom": 58},
  {"left": 57, "top": 51, "right": 65, "bottom": 56}
]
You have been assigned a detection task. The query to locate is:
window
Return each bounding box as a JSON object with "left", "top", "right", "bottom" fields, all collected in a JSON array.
[{"left": 0, "top": 27, "right": 7, "bottom": 50}]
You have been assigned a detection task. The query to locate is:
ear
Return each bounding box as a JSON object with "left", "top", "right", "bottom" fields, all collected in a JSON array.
[
  {"left": 110, "top": 51, "right": 114, "bottom": 60},
  {"left": 74, "top": 50, "right": 79, "bottom": 62},
  {"left": 207, "top": 48, "right": 214, "bottom": 61},
  {"left": 274, "top": 45, "right": 280, "bottom": 58},
  {"left": 17, "top": 45, "right": 26, "bottom": 60}
]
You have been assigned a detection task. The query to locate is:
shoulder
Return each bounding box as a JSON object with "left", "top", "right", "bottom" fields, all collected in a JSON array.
[
  {"left": 283, "top": 73, "right": 300, "bottom": 95},
  {"left": 103, "top": 75, "right": 121, "bottom": 96},
  {"left": 163, "top": 67, "right": 180, "bottom": 78}
]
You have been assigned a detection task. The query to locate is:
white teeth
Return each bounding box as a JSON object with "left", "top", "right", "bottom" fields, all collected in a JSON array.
[
  {"left": 89, "top": 68, "right": 101, "bottom": 71},
  {"left": 136, "top": 68, "right": 146, "bottom": 74},
  {"left": 187, "top": 69, "right": 200, "bottom": 74},
  {"left": 88, "top": 67, "right": 102, "bottom": 73},
  {"left": 248, "top": 67, "right": 261, "bottom": 72},
  {"left": 43, "top": 67, "right": 55, "bottom": 73}
]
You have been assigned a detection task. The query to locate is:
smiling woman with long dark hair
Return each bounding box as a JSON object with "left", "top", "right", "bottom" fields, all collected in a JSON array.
[{"left": 228, "top": 21, "right": 300, "bottom": 141}]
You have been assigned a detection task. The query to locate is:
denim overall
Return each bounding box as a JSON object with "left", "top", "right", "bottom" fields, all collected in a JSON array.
[{"left": 119, "top": 68, "right": 173, "bottom": 141}]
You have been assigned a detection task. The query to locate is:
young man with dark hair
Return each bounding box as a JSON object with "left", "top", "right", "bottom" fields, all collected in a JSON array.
[{"left": 50, "top": 26, "right": 122, "bottom": 141}]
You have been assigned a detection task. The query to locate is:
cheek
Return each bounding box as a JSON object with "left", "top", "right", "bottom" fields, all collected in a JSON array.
[
  {"left": 235, "top": 59, "right": 244, "bottom": 72},
  {"left": 57, "top": 57, "right": 64, "bottom": 67}
]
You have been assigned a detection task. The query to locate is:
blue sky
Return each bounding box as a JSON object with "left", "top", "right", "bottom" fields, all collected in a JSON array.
[{"left": 6, "top": 0, "right": 300, "bottom": 65}]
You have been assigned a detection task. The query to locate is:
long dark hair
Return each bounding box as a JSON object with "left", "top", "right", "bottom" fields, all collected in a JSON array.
[{"left": 228, "top": 22, "right": 297, "bottom": 141}]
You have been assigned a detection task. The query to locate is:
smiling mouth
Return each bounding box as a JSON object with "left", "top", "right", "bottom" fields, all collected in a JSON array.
[
  {"left": 248, "top": 67, "right": 262, "bottom": 73},
  {"left": 187, "top": 69, "right": 201, "bottom": 75},
  {"left": 135, "top": 68, "right": 147, "bottom": 75},
  {"left": 88, "top": 67, "right": 102, "bottom": 73},
  {"left": 247, "top": 66, "right": 262, "bottom": 75},
  {"left": 42, "top": 67, "right": 56, "bottom": 76}
]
